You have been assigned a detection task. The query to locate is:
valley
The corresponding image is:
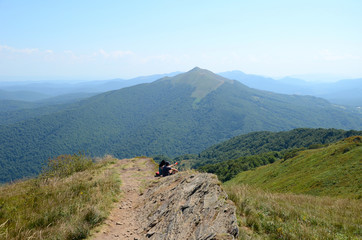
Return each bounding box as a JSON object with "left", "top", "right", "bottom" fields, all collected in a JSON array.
[{"left": 0, "top": 68, "right": 361, "bottom": 183}]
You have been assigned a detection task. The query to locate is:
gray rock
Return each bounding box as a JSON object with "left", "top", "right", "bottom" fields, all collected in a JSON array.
[{"left": 137, "top": 172, "right": 239, "bottom": 240}]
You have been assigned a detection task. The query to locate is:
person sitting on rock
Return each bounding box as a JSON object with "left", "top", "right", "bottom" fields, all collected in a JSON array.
[{"left": 162, "top": 161, "right": 178, "bottom": 177}]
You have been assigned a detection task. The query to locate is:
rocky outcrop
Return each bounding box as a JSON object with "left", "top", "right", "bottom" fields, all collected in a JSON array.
[{"left": 137, "top": 172, "right": 239, "bottom": 240}]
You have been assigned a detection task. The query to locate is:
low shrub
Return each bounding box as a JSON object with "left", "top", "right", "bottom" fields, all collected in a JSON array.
[{"left": 40, "top": 152, "right": 93, "bottom": 178}]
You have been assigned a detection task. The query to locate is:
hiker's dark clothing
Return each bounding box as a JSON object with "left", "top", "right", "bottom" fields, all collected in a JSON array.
[
  {"left": 159, "top": 166, "right": 164, "bottom": 176},
  {"left": 162, "top": 166, "right": 172, "bottom": 176}
]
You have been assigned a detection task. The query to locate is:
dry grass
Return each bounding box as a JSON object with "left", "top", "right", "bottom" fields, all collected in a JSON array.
[
  {"left": 0, "top": 154, "right": 121, "bottom": 240},
  {"left": 224, "top": 184, "right": 362, "bottom": 240}
]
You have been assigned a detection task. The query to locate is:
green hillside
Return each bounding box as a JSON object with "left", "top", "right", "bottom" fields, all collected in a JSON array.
[
  {"left": 1, "top": 68, "right": 362, "bottom": 183},
  {"left": 226, "top": 136, "right": 362, "bottom": 199},
  {"left": 198, "top": 152, "right": 282, "bottom": 182},
  {"left": 178, "top": 128, "right": 362, "bottom": 169}
]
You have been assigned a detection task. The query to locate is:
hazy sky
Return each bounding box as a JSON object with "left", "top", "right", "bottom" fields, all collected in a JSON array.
[{"left": 1, "top": 0, "right": 362, "bottom": 81}]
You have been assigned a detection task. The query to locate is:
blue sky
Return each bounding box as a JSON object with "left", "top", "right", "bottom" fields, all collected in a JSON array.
[{"left": 0, "top": 0, "right": 362, "bottom": 81}]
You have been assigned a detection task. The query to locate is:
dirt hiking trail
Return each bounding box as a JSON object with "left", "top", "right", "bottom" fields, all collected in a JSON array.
[{"left": 91, "top": 157, "right": 156, "bottom": 240}]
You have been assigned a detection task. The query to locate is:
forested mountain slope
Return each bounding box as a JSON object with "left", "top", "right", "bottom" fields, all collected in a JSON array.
[
  {"left": 0, "top": 93, "right": 99, "bottom": 125},
  {"left": 1, "top": 68, "right": 362, "bottom": 183}
]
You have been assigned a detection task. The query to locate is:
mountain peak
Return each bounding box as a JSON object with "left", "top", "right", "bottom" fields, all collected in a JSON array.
[
  {"left": 190, "top": 66, "right": 202, "bottom": 71},
  {"left": 166, "top": 67, "right": 233, "bottom": 100},
  {"left": 186, "top": 67, "right": 218, "bottom": 76}
]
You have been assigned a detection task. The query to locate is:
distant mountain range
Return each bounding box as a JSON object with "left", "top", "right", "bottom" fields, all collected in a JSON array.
[
  {"left": 218, "top": 71, "right": 362, "bottom": 106},
  {"left": 0, "top": 67, "right": 361, "bottom": 183},
  {"left": 0, "top": 72, "right": 181, "bottom": 100},
  {"left": 0, "top": 89, "right": 50, "bottom": 102},
  {"left": 0, "top": 70, "right": 361, "bottom": 107}
]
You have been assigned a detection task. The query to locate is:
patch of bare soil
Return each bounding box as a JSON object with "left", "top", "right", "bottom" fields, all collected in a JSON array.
[{"left": 90, "top": 157, "right": 156, "bottom": 240}]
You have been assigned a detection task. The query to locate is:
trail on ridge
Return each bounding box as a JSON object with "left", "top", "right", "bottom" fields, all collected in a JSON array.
[
  {"left": 91, "top": 157, "right": 156, "bottom": 240},
  {"left": 91, "top": 157, "right": 239, "bottom": 240}
]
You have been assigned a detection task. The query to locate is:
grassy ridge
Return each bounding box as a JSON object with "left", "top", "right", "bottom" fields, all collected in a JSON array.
[
  {"left": 0, "top": 154, "right": 121, "bottom": 240},
  {"left": 226, "top": 136, "right": 362, "bottom": 199},
  {"left": 224, "top": 184, "right": 362, "bottom": 240}
]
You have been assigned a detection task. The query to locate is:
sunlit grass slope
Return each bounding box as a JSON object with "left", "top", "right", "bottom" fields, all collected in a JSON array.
[
  {"left": 226, "top": 136, "right": 362, "bottom": 199},
  {"left": 0, "top": 154, "right": 121, "bottom": 240},
  {"left": 224, "top": 184, "right": 361, "bottom": 240}
]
